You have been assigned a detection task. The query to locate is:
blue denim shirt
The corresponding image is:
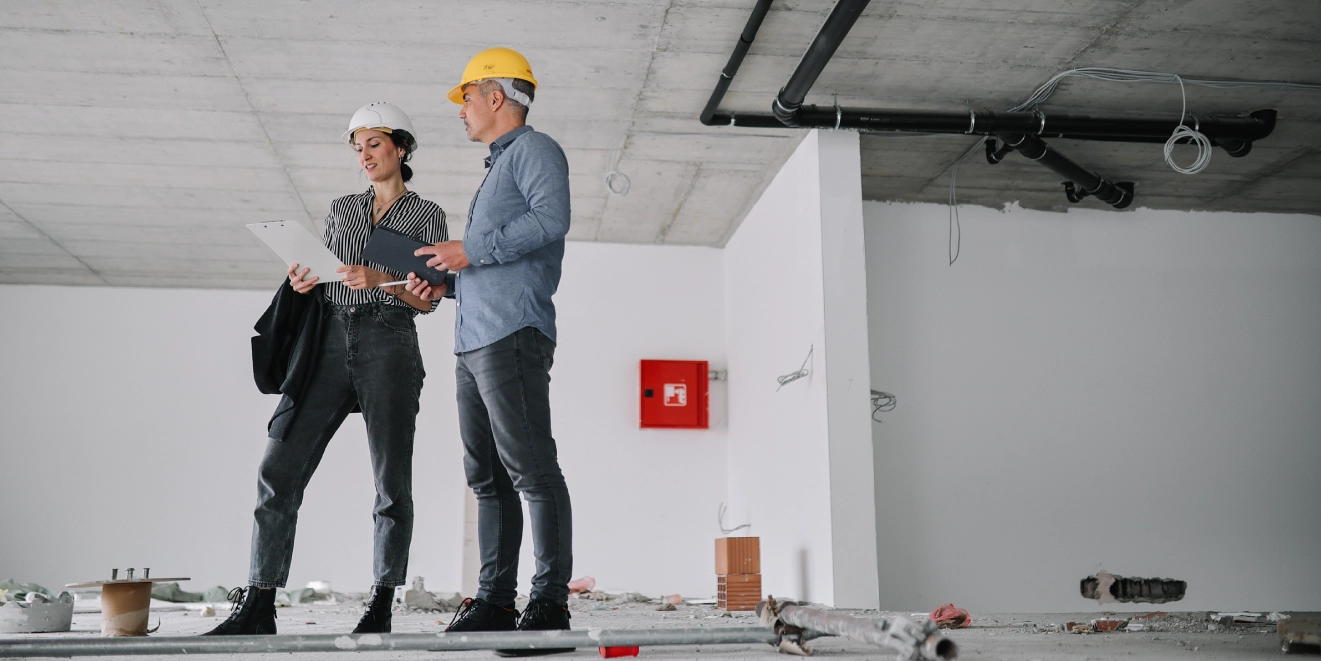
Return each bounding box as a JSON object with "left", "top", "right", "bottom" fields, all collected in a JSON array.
[{"left": 448, "top": 125, "right": 571, "bottom": 354}]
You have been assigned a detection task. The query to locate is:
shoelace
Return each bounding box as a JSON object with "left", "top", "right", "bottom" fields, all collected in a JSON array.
[
  {"left": 222, "top": 587, "right": 247, "bottom": 620},
  {"left": 448, "top": 598, "right": 476, "bottom": 628}
]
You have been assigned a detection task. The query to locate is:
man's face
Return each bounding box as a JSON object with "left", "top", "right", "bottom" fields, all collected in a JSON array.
[{"left": 459, "top": 82, "right": 496, "bottom": 143}]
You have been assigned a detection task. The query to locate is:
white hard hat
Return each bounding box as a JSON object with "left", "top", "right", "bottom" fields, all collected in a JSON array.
[{"left": 342, "top": 102, "right": 418, "bottom": 150}]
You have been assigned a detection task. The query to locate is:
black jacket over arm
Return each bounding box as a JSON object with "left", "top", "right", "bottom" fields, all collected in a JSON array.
[{"left": 251, "top": 281, "right": 356, "bottom": 440}]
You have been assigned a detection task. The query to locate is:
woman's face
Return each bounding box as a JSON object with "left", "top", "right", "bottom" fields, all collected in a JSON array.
[{"left": 353, "top": 129, "right": 405, "bottom": 182}]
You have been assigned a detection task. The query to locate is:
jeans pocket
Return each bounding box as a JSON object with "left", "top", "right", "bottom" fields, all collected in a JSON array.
[{"left": 374, "top": 307, "right": 416, "bottom": 334}]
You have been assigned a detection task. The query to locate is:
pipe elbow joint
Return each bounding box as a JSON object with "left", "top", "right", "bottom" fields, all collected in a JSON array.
[{"left": 772, "top": 95, "right": 802, "bottom": 127}]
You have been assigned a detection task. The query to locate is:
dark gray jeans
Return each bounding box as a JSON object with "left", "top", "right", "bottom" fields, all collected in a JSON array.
[
  {"left": 249, "top": 303, "right": 424, "bottom": 589},
  {"left": 457, "top": 326, "right": 573, "bottom": 606}
]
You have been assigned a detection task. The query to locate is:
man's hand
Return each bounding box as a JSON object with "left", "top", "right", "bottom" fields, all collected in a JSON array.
[
  {"left": 404, "top": 273, "right": 448, "bottom": 301},
  {"left": 415, "top": 240, "right": 472, "bottom": 271},
  {"left": 287, "top": 263, "right": 318, "bottom": 294},
  {"left": 336, "top": 265, "right": 389, "bottom": 290}
]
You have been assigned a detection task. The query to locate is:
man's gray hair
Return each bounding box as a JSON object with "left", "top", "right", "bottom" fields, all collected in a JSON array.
[{"left": 478, "top": 79, "right": 535, "bottom": 120}]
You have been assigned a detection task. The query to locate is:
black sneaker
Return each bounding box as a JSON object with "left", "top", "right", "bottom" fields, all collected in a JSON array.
[
  {"left": 496, "top": 599, "right": 573, "bottom": 657},
  {"left": 445, "top": 597, "right": 519, "bottom": 632},
  {"left": 200, "top": 586, "right": 277, "bottom": 636}
]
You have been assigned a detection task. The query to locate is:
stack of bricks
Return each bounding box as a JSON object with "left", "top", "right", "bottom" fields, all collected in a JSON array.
[{"left": 715, "top": 536, "right": 761, "bottom": 611}]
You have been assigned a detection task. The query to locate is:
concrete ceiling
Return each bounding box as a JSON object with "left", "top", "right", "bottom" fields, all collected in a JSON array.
[{"left": 2, "top": 1, "right": 1318, "bottom": 289}]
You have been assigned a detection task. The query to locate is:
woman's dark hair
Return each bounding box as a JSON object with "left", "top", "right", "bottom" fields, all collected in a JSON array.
[{"left": 384, "top": 129, "right": 416, "bottom": 183}]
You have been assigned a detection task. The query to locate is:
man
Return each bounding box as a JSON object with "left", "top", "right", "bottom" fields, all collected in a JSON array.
[{"left": 405, "top": 47, "right": 573, "bottom": 655}]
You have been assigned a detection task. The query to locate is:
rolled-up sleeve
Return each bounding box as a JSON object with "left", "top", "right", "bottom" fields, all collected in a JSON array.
[
  {"left": 463, "top": 135, "right": 571, "bottom": 266},
  {"left": 417, "top": 206, "right": 448, "bottom": 314}
]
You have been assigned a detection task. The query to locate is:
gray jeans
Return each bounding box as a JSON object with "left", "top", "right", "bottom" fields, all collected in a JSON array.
[
  {"left": 457, "top": 326, "right": 573, "bottom": 605},
  {"left": 249, "top": 303, "right": 424, "bottom": 588}
]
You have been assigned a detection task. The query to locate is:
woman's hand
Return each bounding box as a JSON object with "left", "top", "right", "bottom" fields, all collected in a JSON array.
[
  {"left": 336, "top": 265, "right": 389, "bottom": 290},
  {"left": 287, "top": 263, "right": 318, "bottom": 294}
]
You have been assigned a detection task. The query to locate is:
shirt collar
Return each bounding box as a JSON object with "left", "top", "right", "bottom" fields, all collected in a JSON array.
[{"left": 484, "top": 125, "right": 534, "bottom": 168}]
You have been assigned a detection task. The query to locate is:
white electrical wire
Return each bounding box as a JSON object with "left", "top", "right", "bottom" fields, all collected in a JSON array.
[
  {"left": 940, "top": 68, "right": 1321, "bottom": 263},
  {"left": 604, "top": 132, "right": 632, "bottom": 196},
  {"left": 1010, "top": 67, "right": 1321, "bottom": 175}
]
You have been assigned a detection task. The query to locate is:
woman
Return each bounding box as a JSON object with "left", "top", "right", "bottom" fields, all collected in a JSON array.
[{"left": 205, "top": 102, "right": 446, "bottom": 636}]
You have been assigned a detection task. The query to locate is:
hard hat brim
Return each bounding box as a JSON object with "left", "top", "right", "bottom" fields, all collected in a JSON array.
[{"left": 448, "top": 83, "right": 468, "bottom": 105}]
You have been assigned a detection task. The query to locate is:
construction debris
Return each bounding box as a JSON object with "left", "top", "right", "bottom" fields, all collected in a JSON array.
[
  {"left": 656, "top": 603, "right": 676, "bottom": 612},
  {"left": 1065, "top": 618, "right": 1127, "bottom": 633},
  {"left": 66, "top": 569, "right": 191, "bottom": 636},
  {"left": 568, "top": 577, "right": 596, "bottom": 594},
  {"left": 0, "top": 592, "right": 74, "bottom": 633},
  {"left": 1278, "top": 615, "right": 1321, "bottom": 654},
  {"left": 757, "top": 596, "right": 957, "bottom": 660},
  {"left": 1080, "top": 570, "right": 1186, "bottom": 604},
  {"left": 0, "top": 579, "right": 53, "bottom": 603},
  {"left": 716, "top": 537, "right": 761, "bottom": 611},
  {"left": 928, "top": 604, "right": 970, "bottom": 629},
  {"left": 401, "top": 577, "right": 463, "bottom": 612}
]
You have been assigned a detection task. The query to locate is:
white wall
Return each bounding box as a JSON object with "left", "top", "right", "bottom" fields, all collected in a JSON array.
[
  {"left": 0, "top": 241, "right": 728, "bottom": 599},
  {"left": 864, "top": 201, "right": 1321, "bottom": 612},
  {"left": 723, "top": 130, "right": 878, "bottom": 608}
]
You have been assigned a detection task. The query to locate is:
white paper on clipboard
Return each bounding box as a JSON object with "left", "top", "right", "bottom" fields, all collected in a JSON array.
[{"left": 247, "top": 221, "right": 345, "bottom": 283}]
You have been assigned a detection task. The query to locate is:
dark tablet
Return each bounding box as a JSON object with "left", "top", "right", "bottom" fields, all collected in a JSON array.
[{"left": 362, "top": 226, "right": 449, "bottom": 286}]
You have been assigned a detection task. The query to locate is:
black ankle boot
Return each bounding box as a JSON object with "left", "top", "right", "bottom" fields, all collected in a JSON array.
[
  {"left": 352, "top": 585, "right": 394, "bottom": 634},
  {"left": 201, "top": 587, "right": 277, "bottom": 636}
]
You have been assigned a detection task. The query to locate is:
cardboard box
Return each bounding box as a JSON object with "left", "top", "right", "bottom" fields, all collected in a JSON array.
[{"left": 715, "top": 537, "right": 760, "bottom": 575}]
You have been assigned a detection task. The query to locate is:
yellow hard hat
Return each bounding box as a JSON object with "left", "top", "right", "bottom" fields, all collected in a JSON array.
[{"left": 449, "top": 47, "right": 538, "bottom": 105}]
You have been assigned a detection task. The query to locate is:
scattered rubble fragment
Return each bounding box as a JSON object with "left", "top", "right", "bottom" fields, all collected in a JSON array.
[
  {"left": 568, "top": 577, "right": 596, "bottom": 594},
  {"left": 1278, "top": 614, "right": 1321, "bottom": 654},
  {"left": 656, "top": 603, "right": 677, "bottom": 612},
  {"left": 929, "top": 603, "right": 970, "bottom": 629},
  {"left": 401, "top": 577, "right": 463, "bottom": 612},
  {"left": 1080, "top": 570, "right": 1186, "bottom": 604},
  {"left": 0, "top": 591, "right": 74, "bottom": 633}
]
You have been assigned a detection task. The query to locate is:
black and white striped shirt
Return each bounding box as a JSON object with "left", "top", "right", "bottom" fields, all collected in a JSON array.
[{"left": 321, "top": 188, "right": 447, "bottom": 313}]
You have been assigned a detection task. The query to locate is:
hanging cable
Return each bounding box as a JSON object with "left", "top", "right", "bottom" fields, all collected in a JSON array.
[
  {"left": 1005, "top": 67, "right": 1321, "bottom": 176},
  {"left": 604, "top": 132, "right": 632, "bottom": 195},
  {"left": 776, "top": 345, "right": 813, "bottom": 391},
  {"left": 718, "top": 503, "right": 751, "bottom": 535},
  {"left": 869, "top": 389, "right": 896, "bottom": 423},
  {"left": 940, "top": 67, "right": 1317, "bottom": 262}
]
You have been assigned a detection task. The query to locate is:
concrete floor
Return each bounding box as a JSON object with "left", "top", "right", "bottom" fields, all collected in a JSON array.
[{"left": 0, "top": 595, "right": 1292, "bottom": 660}]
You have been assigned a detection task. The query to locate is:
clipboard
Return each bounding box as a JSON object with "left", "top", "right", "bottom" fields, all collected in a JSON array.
[
  {"left": 362, "top": 226, "right": 449, "bottom": 286},
  {"left": 247, "top": 221, "right": 345, "bottom": 283}
]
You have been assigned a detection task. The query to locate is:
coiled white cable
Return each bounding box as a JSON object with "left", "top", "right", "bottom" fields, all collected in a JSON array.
[
  {"left": 1011, "top": 67, "right": 1321, "bottom": 175},
  {"left": 1163, "top": 76, "right": 1212, "bottom": 174},
  {"left": 604, "top": 132, "right": 631, "bottom": 196}
]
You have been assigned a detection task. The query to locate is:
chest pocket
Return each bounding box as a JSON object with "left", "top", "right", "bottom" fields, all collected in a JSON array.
[{"left": 476, "top": 166, "right": 502, "bottom": 201}]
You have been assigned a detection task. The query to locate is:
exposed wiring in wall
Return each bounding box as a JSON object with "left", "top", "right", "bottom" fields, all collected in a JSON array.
[
  {"left": 870, "top": 389, "right": 897, "bottom": 423},
  {"left": 776, "top": 345, "right": 813, "bottom": 391},
  {"left": 604, "top": 132, "right": 632, "bottom": 196},
  {"left": 951, "top": 134, "right": 993, "bottom": 265},
  {"left": 718, "top": 503, "right": 751, "bottom": 535},
  {"left": 942, "top": 68, "right": 1321, "bottom": 264}
]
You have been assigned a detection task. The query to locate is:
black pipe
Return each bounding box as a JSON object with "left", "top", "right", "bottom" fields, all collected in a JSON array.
[
  {"left": 772, "top": 0, "right": 872, "bottom": 125},
  {"left": 700, "top": 0, "right": 775, "bottom": 126},
  {"left": 996, "top": 133, "right": 1134, "bottom": 209}
]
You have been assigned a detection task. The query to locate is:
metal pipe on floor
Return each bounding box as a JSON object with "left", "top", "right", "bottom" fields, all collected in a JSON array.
[
  {"left": 759, "top": 600, "right": 958, "bottom": 661},
  {"left": 0, "top": 627, "right": 792, "bottom": 658}
]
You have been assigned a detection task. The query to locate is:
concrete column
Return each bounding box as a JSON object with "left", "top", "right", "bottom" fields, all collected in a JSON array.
[
  {"left": 816, "top": 130, "right": 880, "bottom": 609},
  {"left": 724, "top": 130, "right": 878, "bottom": 608}
]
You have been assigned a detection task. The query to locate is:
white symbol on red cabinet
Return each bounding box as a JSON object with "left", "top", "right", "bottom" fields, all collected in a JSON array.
[{"left": 662, "top": 383, "right": 687, "bottom": 407}]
